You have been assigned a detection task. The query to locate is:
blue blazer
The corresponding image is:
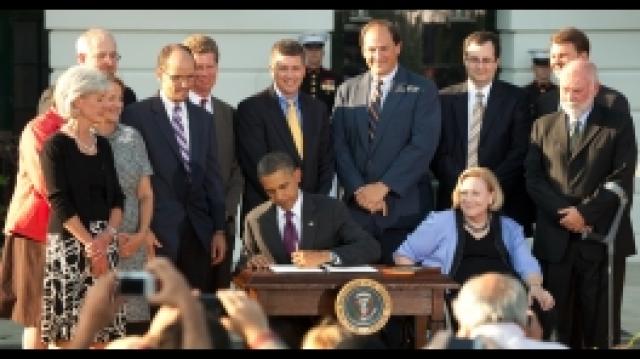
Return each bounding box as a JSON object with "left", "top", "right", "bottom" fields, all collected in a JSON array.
[
  {"left": 332, "top": 66, "right": 441, "bottom": 230},
  {"left": 122, "top": 96, "right": 225, "bottom": 260},
  {"left": 394, "top": 210, "right": 541, "bottom": 281}
]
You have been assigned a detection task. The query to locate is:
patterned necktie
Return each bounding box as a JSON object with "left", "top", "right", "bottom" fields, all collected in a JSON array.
[
  {"left": 569, "top": 119, "right": 582, "bottom": 154},
  {"left": 467, "top": 92, "right": 485, "bottom": 168},
  {"left": 171, "top": 104, "right": 190, "bottom": 173},
  {"left": 286, "top": 99, "right": 304, "bottom": 159},
  {"left": 368, "top": 79, "right": 383, "bottom": 141},
  {"left": 283, "top": 210, "right": 299, "bottom": 255}
]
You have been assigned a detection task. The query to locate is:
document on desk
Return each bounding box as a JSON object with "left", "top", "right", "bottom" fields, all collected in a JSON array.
[
  {"left": 269, "top": 264, "right": 324, "bottom": 273},
  {"left": 268, "top": 264, "right": 378, "bottom": 273},
  {"left": 321, "top": 265, "right": 378, "bottom": 273}
]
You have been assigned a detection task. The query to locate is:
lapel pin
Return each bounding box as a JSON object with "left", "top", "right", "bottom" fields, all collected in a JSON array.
[{"left": 307, "top": 221, "right": 314, "bottom": 227}]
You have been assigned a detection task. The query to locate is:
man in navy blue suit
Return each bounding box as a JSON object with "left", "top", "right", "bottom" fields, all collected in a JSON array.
[
  {"left": 332, "top": 19, "right": 441, "bottom": 265},
  {"left": 121, "top": 44, "right": 226, "bottom": 293}
]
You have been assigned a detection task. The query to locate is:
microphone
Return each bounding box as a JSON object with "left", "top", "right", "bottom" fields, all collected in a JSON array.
[{"left": 582, "top": 182, "right": 627, "bottom": 243}]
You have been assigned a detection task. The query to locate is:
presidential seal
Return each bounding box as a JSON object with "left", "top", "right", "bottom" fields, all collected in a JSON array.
[{"left": 335, "top": 278, "right": 392, "bottom": 335}]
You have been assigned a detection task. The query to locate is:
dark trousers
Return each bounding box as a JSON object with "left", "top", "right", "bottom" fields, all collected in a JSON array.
[
  {"left": 175, "top": 221, "right": 215, "bottom": 293},
  {"left": 540, "top": 238, "right": 609, "bottom": 348}
]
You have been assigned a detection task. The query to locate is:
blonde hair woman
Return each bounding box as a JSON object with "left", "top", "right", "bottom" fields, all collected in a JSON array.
[{"left": 394, "top": 167, "right": 554, "bottom": 313}]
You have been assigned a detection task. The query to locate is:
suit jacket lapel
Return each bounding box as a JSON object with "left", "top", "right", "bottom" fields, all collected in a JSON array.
[
  {"left": 186, "top": 102, "right": 202, "bottom": 173},
  {"left": 550, "top": 111, "right": 571, "bottom": 163},
  {"left": 453, "top": 83, "right": 469, "bottom": 155},
  {"left": 480, "top": 81, "right": 504, "bottom": 145},
  {"left": 300, "top": 95, "right": 315, "bottom": 161},
  {"left": 571, "top": 106, "right": 603, "bottom": 161},
  {"left": 357, "top": 73, "right": 372, "bottom": 151},
  {"left": 151, "top": 97, "right": 182, "bottom": 161},
  {"left": 258, "top": 204, "right": 290, "bottom": 264},
  {"left": 300, "top": 194, "right": 317, "bottom": 250},
  {"left": 266, "top": 87, "right": 302, "bottom": 161}
]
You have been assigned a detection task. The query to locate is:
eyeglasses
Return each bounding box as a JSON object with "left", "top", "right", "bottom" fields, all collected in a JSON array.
[
  {"left": 163, "top": 72, "right": 195, "bottom": 83},
  {"left": 91, "top": 52, "right": 122, "bottom": 61},
  {"left": 465, "top": 56, "right": 496, "bottom": 65}
]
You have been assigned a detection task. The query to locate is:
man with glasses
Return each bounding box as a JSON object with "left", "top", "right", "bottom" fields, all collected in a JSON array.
[
  {"left": 38, "top": 28, "right": 137, "bottom": 114},
  {"left": 121, "top": 44, "right": 227, "bottom": 294},
  {"left": 432, "top": 31, "right": 532, "bottom": 235}
]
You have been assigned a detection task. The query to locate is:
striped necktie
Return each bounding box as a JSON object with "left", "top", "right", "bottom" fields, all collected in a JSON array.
[
  {"left": 368, "top": 79, "right": 383, "bottom": 141},
  {"left": 467, "top": 92, "right": 485, "bottom": 168},
  {"left": 171, "top": 104, "right": 190, "bottom": 173},
  {"left": 569, "top": 119, "right": 582, "bottom": 154}
]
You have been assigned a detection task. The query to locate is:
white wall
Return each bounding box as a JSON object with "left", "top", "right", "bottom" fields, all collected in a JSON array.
[
  {"left": 45, "top": 10, "right": 334, "bottom": 107},
  {"left": 497, "top": 10, "right": 640, "bottom": 261}
]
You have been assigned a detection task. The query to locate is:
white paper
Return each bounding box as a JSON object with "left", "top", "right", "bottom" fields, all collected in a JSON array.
[
  {"left": 322, "top": 265, "right": 378, "bottom": 273},
  {"left": 269, "top": 264, "right": 324, "bottom": 273}
]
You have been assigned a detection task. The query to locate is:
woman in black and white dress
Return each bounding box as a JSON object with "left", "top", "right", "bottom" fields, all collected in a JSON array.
[{"left": 40, "top": 65, "right": 126, "bottom": 347}]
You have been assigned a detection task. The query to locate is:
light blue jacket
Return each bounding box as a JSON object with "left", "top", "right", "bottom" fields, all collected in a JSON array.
[{"left": 394, "top": 210, "right": 541, "bottom": 281}]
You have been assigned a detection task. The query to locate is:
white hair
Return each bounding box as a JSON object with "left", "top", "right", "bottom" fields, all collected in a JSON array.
[
  {"left": 53, "top": 64, "right": 109, "bottom": 119},
  {"left": 452, "top": 273, "right": 528, "bottom": 329},
  {"left": 76, "top": 28, "right": 115, "bottom": 55}
]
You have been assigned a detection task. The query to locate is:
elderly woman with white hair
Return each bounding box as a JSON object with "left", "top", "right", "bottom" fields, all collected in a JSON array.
[
  {"left": 39, "top": 64, "right": 126, "bottom": 347},
  {"left": 394, "top": 167, "right": 555, "bottom": 317}
]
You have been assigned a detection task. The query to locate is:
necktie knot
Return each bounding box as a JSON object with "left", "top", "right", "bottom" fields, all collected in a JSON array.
[
  {"left": 475, "top": 92, "right": 484, "bottom": 106},
  {"left": 200, "top": 98, "right": 207, "bottom": 108},
  {"left": 173, "top": 104, "right": 182, "bottom": 115},
  {"left": 285, "top": 210, "right": 294, "bottom": 221}
]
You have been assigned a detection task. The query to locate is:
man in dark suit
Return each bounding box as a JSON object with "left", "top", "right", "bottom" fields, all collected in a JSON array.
[
  {"left": 182, "top": 34, "right": 244, "bottom": 289},
  {"left": 534, "top": 27, "right": 633, "bottom": 346},
  {"left": 432, "top": 31, "right": 532, "bottom": 234},
  {"left": 240, "top": 151, "right": 380, "bottom": 347},
  {"left": 525, "top": 60, "right": 637, "bottom": 348},
  {"left": 236, "top": 39, "right": 334, "bottom": 219},
  {"left": 121, "top": 44, "right": 226, "bottom": 293},
  {"left": 332, "top": 19, "right": 441, "bottom": 265},
  {"left": 535, "top": 27, "right": 630, "bottom": 119}
]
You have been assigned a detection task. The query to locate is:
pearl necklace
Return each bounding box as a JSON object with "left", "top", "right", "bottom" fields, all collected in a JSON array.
[
  {"left": 463, "top": 214, "right": 491, "bottom": 237},
  {"left": 75, "top": 127, "right": 97, "bottom": 154}
]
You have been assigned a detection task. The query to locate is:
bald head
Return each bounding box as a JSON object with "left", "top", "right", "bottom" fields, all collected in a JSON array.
[
  {"left": 453, "top": 273, "right": 528, "bottom": 333},
  {"left": 559, "top": 59, "right": 599, "bottom": 119},
  {"left": 76, "top": 28, "right": 120, "bottom": 75}
]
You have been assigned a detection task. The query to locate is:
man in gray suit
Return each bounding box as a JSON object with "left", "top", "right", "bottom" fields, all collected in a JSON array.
[
  {"left": 183, "top": 34, "right": 243, "bottom": 288},
  {"left": 332, "top": 19, "right": 441, "bottom": 266}
]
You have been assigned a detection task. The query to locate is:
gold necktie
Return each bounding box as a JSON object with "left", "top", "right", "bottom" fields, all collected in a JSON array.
[{"left": 286, "top": 99, "right": 303, "bottom": 159}]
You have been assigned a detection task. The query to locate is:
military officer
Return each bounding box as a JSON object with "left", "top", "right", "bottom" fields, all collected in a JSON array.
[
  {"left": 299, "top": 33, "right": 341, "bottom": 111},
  {"left": 523, "top": 49, "right": 557, "bottom": 120}
]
